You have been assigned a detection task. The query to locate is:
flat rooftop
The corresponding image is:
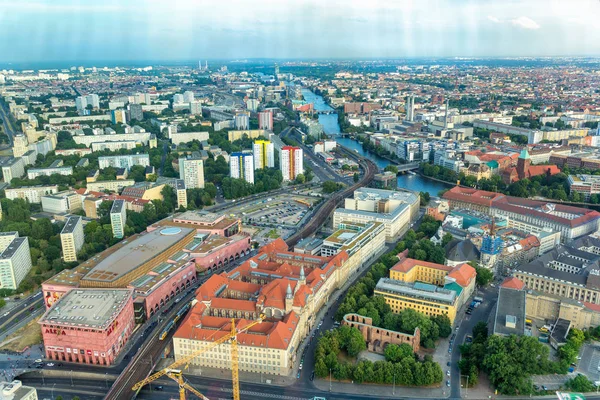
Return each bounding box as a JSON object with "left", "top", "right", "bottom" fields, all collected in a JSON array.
[
  {"left": 0, "top": 237, "right": 27, "bottom": 259},
  {"left": 353, "top": 187, "right": 418, "bottom": 203},
  {"left": 110, "top": 199, "right": 125, "bottom": 214},
  {"left": 82, "top": 227, "right": 194, "bottom": 283},
  {"left": 375, "top": 278, "right": 456, "bottom": 305},
  {"left": 61, "top": 216, "right": 81, "bottom": 235},
  {"left": 325, "top": 229, "right": 357, "bottom": 245},
  {"left": 175, "top": 210, "right": 223, "bottom": 224},
  {"left": 39, "top": 288, "right": 133, "bottom": 330},
  {"left": 493, "top": 286, "right": 526, "bottom": 336}
]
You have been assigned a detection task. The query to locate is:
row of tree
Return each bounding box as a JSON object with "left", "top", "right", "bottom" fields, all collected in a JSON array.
[
  {"left": 314, "top": 326, "right": 443, "bottom": 386},
  {"left": 459, "top": 322, "right": 584, "bottom": 395}
]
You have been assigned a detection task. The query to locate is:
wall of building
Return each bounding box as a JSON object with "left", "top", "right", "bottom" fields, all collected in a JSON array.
[
  {"left": 192, "top": 236, "right": 252, "bottom": 274},
  {"left": 342, "top": 313, "right": 420, "bottom": 353}
]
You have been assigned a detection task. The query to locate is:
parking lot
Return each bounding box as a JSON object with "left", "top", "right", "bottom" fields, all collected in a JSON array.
[{"left": 226, "top": 194, "right": 321, "bottom": 228}]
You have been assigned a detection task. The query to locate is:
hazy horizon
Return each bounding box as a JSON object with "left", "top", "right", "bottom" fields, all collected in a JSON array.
[{"left": 2, "top": 0, "right": 600, "bottom": 64}]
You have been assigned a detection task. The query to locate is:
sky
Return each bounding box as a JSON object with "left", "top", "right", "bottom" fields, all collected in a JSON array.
[{"left": 1, "top": 0, "right": 600, "bottom": 64}]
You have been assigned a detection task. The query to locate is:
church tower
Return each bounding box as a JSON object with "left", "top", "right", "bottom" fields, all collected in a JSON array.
[{"left": 517, "top": 148, "right": 531, "bottom": 180}]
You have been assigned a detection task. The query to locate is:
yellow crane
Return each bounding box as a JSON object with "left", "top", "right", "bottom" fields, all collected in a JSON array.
[{"left": 132, "top": 314, "right": 265, "bottom": 400}]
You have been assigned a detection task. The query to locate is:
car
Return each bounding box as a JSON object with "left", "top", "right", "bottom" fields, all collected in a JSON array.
[
  {"left": 46, "top": 363, "right": 55, "bottom": 367},
  {"left": 299, "top": 363, "right": 303, "bottom": 370},
  {"left": 154, "top": 386, "right": 163, "bottom": 391},
  {"left": 2, "top": 312, "right": 9, "bottom": 317},
  {"left": 29, "top": 306, "right": 35, "bottom": 311},
  {"left": 447, "top": 370, "right": 451, "bottom": 376},
  {"left": 446, "top": 380, "right": 451, "bottom": 387},
  {"left": 310, "top": 371, "right": 315, "bottom": 381},
  {"left": 35, "top": 364, "right": 43, "bottom": 369},
  {"left": 34, "top": 359, "right": 42, "bottom": 363},
  {"left": 447, "top": 361, "right": 451, "bottom": 367},
  {"left": 297, "top": 371, "right": 301, "bottom": 379},
  {"left": 542, "top": 385, "right": 548, "bottom": 391}
]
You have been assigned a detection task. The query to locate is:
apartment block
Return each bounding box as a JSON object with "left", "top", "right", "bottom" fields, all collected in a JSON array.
[
  {"left": 110, "top": 200, "right": 127, "bottom": 239},
  {"left": 230, "top": 152, "right": 254, "bottom": 184},
  {"left": 5, "top": 185, "right": 59, "bottom": 203},
  {"left": 253, "top": 140, "right": 275, "bottom": 170},
  {"left": 98, "top": 154, "right": 150, "bottom": 170},
  {"left": 0, "top": 235, "right": 33, "bottom": 290},
  {"left": 280, "top": 146, "right": 303, "bottom": 181},
  {"left": 60, "top": 216, "right": 84, "bottom": 262},
  {"left": 178, "top": 157, "right": 205, "bottom": 189}
]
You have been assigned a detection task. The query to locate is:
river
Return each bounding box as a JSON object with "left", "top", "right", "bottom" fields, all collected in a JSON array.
[{"left": 301, "top": 89, "right": 451, "bottom": 196}]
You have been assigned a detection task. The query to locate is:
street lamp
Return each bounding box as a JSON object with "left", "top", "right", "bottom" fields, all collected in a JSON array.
[
  {"left": 461, "top": 374, "right": 470, "bottom": 398},
  {"left": 329, "top": 368, "right": 332, "bottom": 392},
  {"left": 51, "top": 383, "right": 56, "bottom": 400},
  {"left": 393, "top": 374, "right": 395, "bottom": 395}
]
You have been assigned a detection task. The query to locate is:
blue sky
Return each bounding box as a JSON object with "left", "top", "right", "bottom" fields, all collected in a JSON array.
[{"left": 1, "top": 0, "right": 600, "bottom": 63}]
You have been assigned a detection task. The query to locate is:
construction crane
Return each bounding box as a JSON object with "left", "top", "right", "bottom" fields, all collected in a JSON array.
[{"left": 132, "top": 314, "right": 266, "bottom": 400}]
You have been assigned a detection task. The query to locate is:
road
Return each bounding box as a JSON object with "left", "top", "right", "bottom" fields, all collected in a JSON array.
[
  {"left": 0, "top": 98, "right": 16, "bottom": 145},
  {"left": 0, "top": 293, "right": 44, "bottom": 342},
  {"left": 158, "top": 141, "right": 169, "bottom": 175}
]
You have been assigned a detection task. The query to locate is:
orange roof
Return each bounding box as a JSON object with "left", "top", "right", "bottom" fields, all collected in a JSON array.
[
  {"left": 227, "top": 280, "right": 260, "bottom": 295},
  {"left": 211, "top": 297, "right": 256, "bottom": 312},
  {"left": 447, "top": 263, "right": 476, "bottom": 287},
  {"left": 442, "top": 186, "right": 505, "bottom": 207},
  {"left": 197, "top": 274, "right": 228, "bottom": 301},
  {"left": 518, "top": 236, "right": 540, "bottom": 251},
  {"left": 391, "top": 256, "right": 453, "bottom": 274},
  {"left": 527, "top": 165, "right": 561, "bottom": 178},
  {"left": 500, "top": 276, "right": 525, "bottom": 290},
  {"left": 75, "top": 188, "right": 87, "bottom": 195}
]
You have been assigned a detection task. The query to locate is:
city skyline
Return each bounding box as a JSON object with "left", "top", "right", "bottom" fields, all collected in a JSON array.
[{"left": 2, "top": 0, "right": 600, "bottom": 64}]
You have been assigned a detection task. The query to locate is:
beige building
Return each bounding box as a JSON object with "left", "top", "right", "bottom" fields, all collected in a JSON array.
[
  {"left": 178, "top": 157, "right": 205, "bottom": 189},
  {"left": 5, "top": 185, "right": 59, "bottom": 203},
  {"left": 86, "top": 179, "right": 135, "bottom": 193},
  {"left": 60, "top": 216, "right": 84, "bottom": 262},
  {"left": 333, "top": 188, "right": 419, "bottom": 242},
  {"left": 227, "top": 129, "right": 268, "bottom": 142}
]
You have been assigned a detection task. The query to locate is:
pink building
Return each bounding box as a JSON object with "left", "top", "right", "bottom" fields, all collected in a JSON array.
[
  {"left": 39, "top": 289, "right": 135, "bottom": 365},
  {"left": 129, "top": 261, "right": 197, "bottom": 320},
  {"left": 258, "top": 110, "right": 274, "bottom": 131},
  {"left": 167, "top": 211, "right": 241, "bottom": 237},
  {"left": 186, "top": 233, "right": 252, "bottom": 274}
]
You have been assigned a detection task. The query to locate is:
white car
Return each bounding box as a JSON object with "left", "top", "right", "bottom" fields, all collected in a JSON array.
[
  {"left": 447, "top": 370, "right": 451, "bottom": 376},
  {"left": 34, "top": 359, "right": 42, "bottom": 363},
  {"left": 2, "top": 312, "right": 9, "bottom": 317},
  {"left": 46, "top": 363, "right": 55, "bottom": 367}
]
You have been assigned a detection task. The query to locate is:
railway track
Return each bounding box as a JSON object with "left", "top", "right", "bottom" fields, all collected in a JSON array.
[{"left": 285, "top": 147, "right": 377, "bottom": 247}]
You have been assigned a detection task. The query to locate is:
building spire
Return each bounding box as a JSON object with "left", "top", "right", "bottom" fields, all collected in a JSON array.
[
  {"left": 299, "top": 266, "right": 305, "bottom": 282},
  {"left": 286, "top": 283, "right": 293, "bottom": 299}
]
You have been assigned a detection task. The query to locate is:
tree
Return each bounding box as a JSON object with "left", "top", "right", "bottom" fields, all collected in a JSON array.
[
  {"left": 161, "top": 185, "right": 178, "bottom": 212},
  {"left": 441, "top": 233, "right": 454, "bottom": 248},
  {"left": 384, "top": 165, "right": 398, "bottom": 174},
  {"left": 565, "top": 375, "right": 595, "bottom": 392},
  {"left": 384, "top": 343, "right": 414, "bottom": 363},
  {"left": 475, "top": 266, "right": 494, "bottom": 286},
  {"left": 322, "top": 181, "right": 342, "bottom": 194},
  {"left": 353, "top": 172, "right": 359, "bottom": 182},
  {"left": 295, "top": 173, "right": 306, "bottom": 184}
]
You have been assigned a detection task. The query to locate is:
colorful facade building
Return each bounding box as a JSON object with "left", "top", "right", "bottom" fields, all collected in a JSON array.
[{"left": 39, "top": 288, "right": 135, "bottom": 365}]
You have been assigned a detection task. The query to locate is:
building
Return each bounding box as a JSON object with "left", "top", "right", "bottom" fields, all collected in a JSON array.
[
  {"left": 168, "top": 211, "right": 241, "bottom": 237},
  {"left": 172, "top": 238, "right": 351, "bottom": 376},
  {"left": 178, "top": 156, "right": 205, "bottom": 189},
  {"left": 234, "top": 111, "right": 250, "bottom": 130},
  {"left": 568, "top": 174, "right": 600, "bottom": 200},
  {"left": 41, "top": 191, "right": 82, "bottom": 214},
  {"left": 230, "top": 152, "right": 254, "bottom": 184},
  {"left": 258, "top": 111, "right": 274, "bottom": 131},
  {"left": 491, "top": 196, "right": 600, "bottom": 242},
  {"left": 185, "top": 233, "right": 252, "bottom": 275},
  {"left": 342, "top": 313, "right": 419, "bottom": 354},
  {"left": 1, "top": 158, "right": 26, "bottom": 183},
  {"left": 0, "top": 234, "right": 32, "bottom": 290},
  {"left": 293, "top": 237, "right": 323, "bottom": 255},
  {"left": 253, "top": 140, "right": 275, "bottom": 170},
  {"left": 156, "top": 177, "right": 187, "bottom": 209},
  {"left": 333, "top": 188, "right": 419, "bottom": 242},
  {"left": 98, "top": 154, "right": 150, "bottom": 171},
  {"left": 0, "top": 380, "right": 38, "bottom": 400},
  {"left": 110, "top": 200, "right": 127, "bottom": 239},
  {"left": 371, "top": 171, "right": 397, "bottom": 190},
  {"left": 170, "top": 131, "right": 210, "bottom": 146},
  {"left": 321, "top": 221, "right": 386, "bottom": 272},
  {"left": 75, "top": 94, "right": 99, "bottom": 112},
  {"left": 442, "top": 186, "right": 505, "bottom": 214},
  {"left": 39, "top": 288, "right": 135, "bottom": 365},
  {"left": 501, "top": 149, "right": 561, "bottom": 184},
  {"left": 27, "top": 166, "right": 72, "bottom": 180},
  {"left": 386, "top": 252, "right": 476, "bottom": 316},
  {"left": 91, "top": 141, "right": 137, "bottom": 152},
  {"left": 280, "top": 146, "right": 303, "bottom": 182},
  {"left": 86, "top": 180, "right": 135, "bottom": 193},
  {"left": 128, "top": 103, "right": 143, "bottom": 122},
  {"left": 73, "top": 132, "right": 151, "bottom": 148},
  {"left": 493, "top": 277, "right": 526, "bottom": 337},
  {"left": 60, "top": 216, "right": 84, "bottom": 262},
  {"left": 227, "top": 129, "right": 268, "bottom": 142},
  {"left": 110, "top": 109, "right": 127, "bottom": 124},
  {"left": 5, "top": 185, "right": 59, "bottom": 203}
]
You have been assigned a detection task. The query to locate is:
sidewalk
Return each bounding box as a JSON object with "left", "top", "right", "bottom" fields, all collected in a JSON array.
[{"left": 312, "top": 378, "right": 449, "bottom": 399}]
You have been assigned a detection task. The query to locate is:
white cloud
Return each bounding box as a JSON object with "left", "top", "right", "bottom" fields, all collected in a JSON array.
[
  {"left": 511, "top": 16, "right": 540, "bottom": 30},
  {"left": 487, "top": 15, "right": 501, "bottom": 23}
]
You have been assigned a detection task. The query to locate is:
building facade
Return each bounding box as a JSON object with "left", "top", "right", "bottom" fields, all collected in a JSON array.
[
  {"left": 60, "top": 216, "right": 84, "bottom": 262},
  {"left": 253, "top": 140, "right": 275, "bottom": 170},
  {"left": 0, "top": 235, "right": 33, "bottom": 290},
  {"left": 280, "top": 146, "right": 303, "bottom": 182},
  {"left": 5, "top": 185, "right": 59, "bottom": 203},
  {"left": 230, "top": 152, "right": 255, "bottom": 184},
  {"left": 98, "top": 154, "right": 150, "bottom": 170},
  {"left": 178, "top": 157, "right": 205, "bottom": 189},
  {"left": 110, "top": 200, "right": 127, "bottom": 239}
]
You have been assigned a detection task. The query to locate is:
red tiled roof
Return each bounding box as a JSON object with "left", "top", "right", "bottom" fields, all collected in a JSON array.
[
  {"left": 448, "top": 263, "right": 476, "bottom": 287},
  {"left": 442, "top": 186, "right": 505, "bottom": 207},
  {"left": 391, "top": 256, "right": 453, "bottom": 274},
  {"left": 501, "top": 277, "right": 525, "bottom": 290},
  {"left": 211, "top": 297, "right": 256, "bottom": 312},
  {"left": 519, "top": 236, "right": 540, "bottom": 251}
]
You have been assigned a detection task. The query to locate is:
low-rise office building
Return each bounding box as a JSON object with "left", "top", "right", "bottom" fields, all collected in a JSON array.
[
  {"left": 333, "top": 188, "right": 419, "bottom": 242},
  {"left": 41, "top": 191, "right": 82, "bottom": 214}
]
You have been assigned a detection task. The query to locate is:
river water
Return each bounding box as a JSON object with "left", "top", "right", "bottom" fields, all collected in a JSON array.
[{"left": 301, "top": 89, "right": 451, "bottom": 196}]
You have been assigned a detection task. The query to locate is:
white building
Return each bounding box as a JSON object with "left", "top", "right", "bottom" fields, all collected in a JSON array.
[
  {"left": 178, "top": 157, "right": 205, "bottom": 189},
  {"left": 234, "top": 112, "right": 250, "bottom": 130},
  {"left": 190, "top": 101, "right": 203, "bottom": 115},
  {"left": 73, "top": 132, "right": 151, "bottom": 147},
  {"left": 5, "top": 185, "right": 59, "bottom": 203},
  {"left": 230, "top": 152, "right": 254, "bottom": 184},
  {"left": 0, "top": 234, "right": 33, "bottom": 290},
  {"left": 183, "top": 91, "right": 195, "bottom": 103},
  {"left": 1, "top": 158, "right": 26, "bottom": 183},
  {"left": 253, "top": 140, "right": 275, "bottom": 169},
  {"left": 110, "top": 200, "right": 127, "bottom": 239},
  {"left": 173, "top": 94, "right": 184, "bottom": 104},
  {"left": 75, "top": 94, "right": 99, "bottom": 112},
  {"left": 258, "top": 111, "right": 273, "bottom": 131},
  {"left": 91, "top": 141, "right": 137, "bottom": 152},
  {"left": 86, "top": 180, "right": 135, "bottom": 193},
  {"left": 280, "top": 146, "right": 303, "bottom": 181},
  {"left": 170, "top": 131, "right": 210, "bottom": 146},
  {"left": 333, "top": 188, "right": 420, "bottom": 242},
  {"left": 60, "top": 216, "right": 84, "bottom": 262},
  {"left": 98, "top": 154, "right": 150, "bottom": 170},
  {"left": 27, "top": 166, "right": 72, "bottom": 180},
  {"left": 0, "top": 380, "right": 38, "bottom": 400},
  {"left": 41, "top": 191, "right": 82, "bottom": 214}
]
